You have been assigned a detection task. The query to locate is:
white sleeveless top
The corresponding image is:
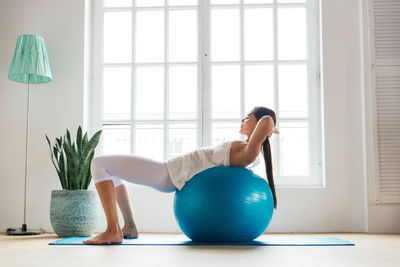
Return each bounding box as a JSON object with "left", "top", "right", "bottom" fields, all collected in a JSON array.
[{"left": 166, "top": 140, "right": 260, "bottom": 190}]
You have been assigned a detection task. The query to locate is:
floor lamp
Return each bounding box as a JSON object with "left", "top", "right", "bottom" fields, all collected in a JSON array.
[{"left": 7, "top": 34, "right": 52, "bottom": 235}]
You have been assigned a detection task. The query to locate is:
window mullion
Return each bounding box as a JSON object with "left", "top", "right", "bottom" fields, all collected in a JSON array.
[
  {"left": 273, "top": 0, "right": 280, "bottom": 179},
  {"left": 131, "top": 1, "right": 136, "bottom": 154},
  {"left": 201, "top": 0, "right": 211, "bottom": 147},
  {"left": 164, "top": 0, "right": 169, "bottom": 160},
  {"left": 307, "top": 0, "right": 322, "bottom": 185},
  {"left": 198, "top": 0, "right": 203, "bottom": 149},
  {"left": 240, "top": 0, "right": 245, "bottom": 125},
  {"left": 98, "top": 0, "right": 105, "bottom": 154}
]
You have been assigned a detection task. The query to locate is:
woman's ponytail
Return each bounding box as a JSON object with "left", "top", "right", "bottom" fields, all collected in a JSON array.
[
  {"left": 262, "top": 137, "right": 277, "bottom": 209},
  {"left": 253, "top": 106, "right": 277, "bottom": 210}
]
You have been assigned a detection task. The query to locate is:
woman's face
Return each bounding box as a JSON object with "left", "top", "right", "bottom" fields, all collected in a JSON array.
[{"left": 239, "top": 111, "right": 258, "bottom": 138}]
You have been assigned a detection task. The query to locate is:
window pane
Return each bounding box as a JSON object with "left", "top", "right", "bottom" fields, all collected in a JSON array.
[
  {"left": 169, "top": 0, "right": 197, "bottom": 6},
  {"left": 245, "top": 65, "right": 274, "bottom": 113},
  {"left": 169, "top": 10, "right": 198, "bottom": 62},
  {"left": 136, "top": 0, "right": 164, "bottom": 7},
  {"left": 211, "top": 65, "right": 240, "bottom": 119},
  {"left": 244, "top": 8, "right": 273, "bottom": 61},
  {"left": 168, "top": 124, "right": 197, "bottom": 159},
  {"left": 212, "top": 122, "right": 241, "bottom": 146},
  {"left": 278, "top": 8, "right": 307, "bottom": 60},
  {"left": 102, "top": 125, "right": 131, "bottom": 154},
  {"left": 279, "top": 121, "right": 308, "bottom": 176},
  {"left": 135, "top": 124, "right": 164, "bottom": 161},
  {"left": 211, "top": 8, "right": 240, "bottom": 62},
  {"left": 104, "top": 12, "right": 132, "bottom": 63},
  {"left": 169, "top": 66, "right": 197, "bottom": 120},
  {"left": 136, "top": 67, "right": 164, "bottom": 120},
  {"left": 104, "top": 0, "right": 132, "bottom": 7},
  {"left": 278, "top": 65, "right": 308, "bottom": 118},
  {"left": 136, "top": 11, "right": 164, "bottom": 63},
  {"left": 211, "top": 0, "right": 239, "bottom": 4},
  {"left": 103, "top": 67, "right": 131, "bottom": 120}
]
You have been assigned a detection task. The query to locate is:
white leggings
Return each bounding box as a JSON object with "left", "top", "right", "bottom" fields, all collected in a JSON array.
[{"left": 90, "top": 154, "right": 177, "bottom": 193}]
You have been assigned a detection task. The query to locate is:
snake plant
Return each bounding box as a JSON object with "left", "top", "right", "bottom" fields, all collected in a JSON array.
[{"left": 45, "top": 126, "right": 102, "bottom": 190}]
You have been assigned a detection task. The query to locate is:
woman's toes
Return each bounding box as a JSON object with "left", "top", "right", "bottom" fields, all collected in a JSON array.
[{"left": 82, "top": 231, "right": 123, "bottom": 245}]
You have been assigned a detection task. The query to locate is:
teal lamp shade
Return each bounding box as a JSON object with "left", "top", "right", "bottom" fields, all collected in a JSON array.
[{"left": 8, "top": 34, "right": 52, "bottom": 84}]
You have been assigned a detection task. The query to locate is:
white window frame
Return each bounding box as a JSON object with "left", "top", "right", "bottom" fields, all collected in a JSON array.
[{"left": 88, "top": 0, "right": 323, "bottom": 189}]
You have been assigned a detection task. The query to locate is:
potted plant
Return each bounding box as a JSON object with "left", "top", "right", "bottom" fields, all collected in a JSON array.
[{"left": 45, "top": 126, "right": 102, "bottom": 237}]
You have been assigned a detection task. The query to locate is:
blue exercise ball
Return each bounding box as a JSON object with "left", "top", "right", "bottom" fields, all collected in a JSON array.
[{"left": 173, "top": 166, "right": 274, "bottom": 243}]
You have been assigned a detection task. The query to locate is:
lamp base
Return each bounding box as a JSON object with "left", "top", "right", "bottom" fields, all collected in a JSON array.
[{"left": 6, "top": 224, "right": 43, "bottom": 235}]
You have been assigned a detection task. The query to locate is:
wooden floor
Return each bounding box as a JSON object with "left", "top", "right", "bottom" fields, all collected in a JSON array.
[{"left": 1, "top": 232, "right": 399, "bottom": 267}]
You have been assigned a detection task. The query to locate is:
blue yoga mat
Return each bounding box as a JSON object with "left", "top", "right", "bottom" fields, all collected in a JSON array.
[{"left": 49, "top": 235, "right": 354, "bottom": 246}]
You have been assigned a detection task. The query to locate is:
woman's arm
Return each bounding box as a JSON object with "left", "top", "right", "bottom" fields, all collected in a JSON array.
[
  {"left": 244, "top": 115, "right": 274, "bottom": 162},
  {"left": 230, "top": 116, "right": 275, "bottom": 167}
]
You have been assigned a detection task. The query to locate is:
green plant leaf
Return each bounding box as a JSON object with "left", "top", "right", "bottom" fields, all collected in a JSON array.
[
  {"left": 55, "top": 139, "right": 60, "bottom": 152},
  {"left": 63, "top": 138, "right": 78, "bottom": 189},
  {"left": 81, "top": 150, "right": 95, "bottom": 189},
  {"left": 56, "top": 137, "right": 62, "bottom": 148},
  {"left": 77, "top": 126, "right": 82, "bottom": 158},
  {"left": 66, "top": 129, "right": 71, "bottom": 146},
  {"left": 77, "top": 130, "right": 102, "bottom": 184},
  {"left": 73, "top": 141, "right": 78, "bottom": 156},
  {"left": 81, "top": 132, "right": 88, "bottom": 152},
  {"left": 53, "top": 146, "right": 59, "bottom": 161},
  {"left": 59, "top": 150, "right": 67, "bottom": 189}
]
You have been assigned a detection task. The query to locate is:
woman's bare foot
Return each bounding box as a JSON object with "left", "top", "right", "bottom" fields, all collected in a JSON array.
[
  {"left": 122, "top": 224, "right": 139, "bottom": 239},
  {"left": 83, "top": 229, "right": 123, "bottom": 245}
]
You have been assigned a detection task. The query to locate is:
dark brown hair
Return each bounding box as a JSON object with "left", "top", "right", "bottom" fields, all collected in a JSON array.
[{"left": 253, "top": 106, "right": 277, "bottom": 210}]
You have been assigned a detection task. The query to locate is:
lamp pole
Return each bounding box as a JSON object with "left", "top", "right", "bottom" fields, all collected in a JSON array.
[
  {"left": 22, "top": 76, "right": 31, "bottom": 232},
  {"left": 7, "top": 76, "right": 41, "bottom": 235}
]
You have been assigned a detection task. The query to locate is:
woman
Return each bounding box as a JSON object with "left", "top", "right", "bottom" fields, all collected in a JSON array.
[{"left": 83, "top": 106, "right": 279, "bottom": 245}]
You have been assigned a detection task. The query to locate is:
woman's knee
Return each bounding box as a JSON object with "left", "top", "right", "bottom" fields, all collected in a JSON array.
[
  {"left": 91, "top": 156, "right": 126, "bottom": 187},
  {"left": 91, "top": 155, "right": 111, "bottom": 171},
  {"left": 90, "top": 157, "right": 101, "bottom": 173},
  {"left": 90, "top": 156, "right": 110, "bottom": 182}
]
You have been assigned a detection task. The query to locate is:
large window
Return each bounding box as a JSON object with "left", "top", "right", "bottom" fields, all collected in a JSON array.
[{"left": 91, "top": 0, "right": 322, "bottom": 187}]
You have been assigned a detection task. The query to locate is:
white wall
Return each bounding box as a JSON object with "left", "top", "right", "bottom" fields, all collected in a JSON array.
[
  {"left": 0, "top": 0, "right": 397, "bottom": 234},
  {"left": 0, "top": 0, "right": 86, "bottom": 231}
]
